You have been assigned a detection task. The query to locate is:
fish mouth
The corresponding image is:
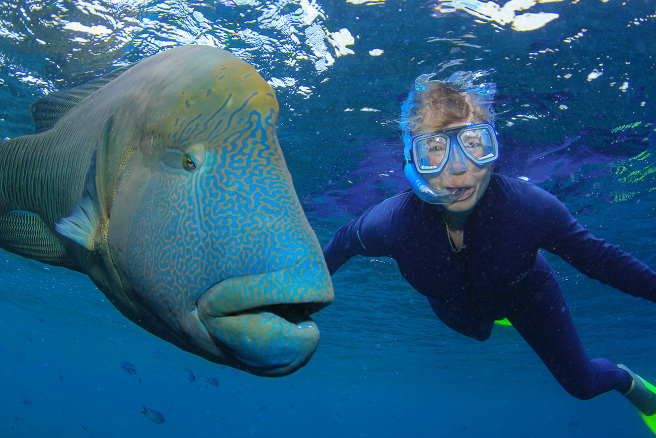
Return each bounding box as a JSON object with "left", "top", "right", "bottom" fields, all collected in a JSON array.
[{"left": 195, "top": 260, "right": 333, "bottom": 377}]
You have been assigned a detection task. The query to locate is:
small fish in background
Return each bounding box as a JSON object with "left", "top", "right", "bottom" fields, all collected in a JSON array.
[
  {"left": 22, "top": 399, "right": 31, "bottom": 406},
  {"left": 205, "top": 377, "right": 220, "bottom": 388},
  {"left": 121, "top": 361, "right": 138, "bottom": 375},
  {"left": 141, "top": 406, "right": 165, "bottom": 424},
  {"left": 184, "top": 368, "right": 196, "bottom": 382}
]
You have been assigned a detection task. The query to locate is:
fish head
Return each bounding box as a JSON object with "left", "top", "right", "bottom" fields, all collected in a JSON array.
[{"left": 106, "top": 46, "right": 334, "bottom": 376}]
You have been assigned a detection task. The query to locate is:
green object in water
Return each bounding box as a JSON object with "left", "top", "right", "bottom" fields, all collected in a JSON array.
[{"left": 494, "top": 318, "right": 512, "bottom": 326}]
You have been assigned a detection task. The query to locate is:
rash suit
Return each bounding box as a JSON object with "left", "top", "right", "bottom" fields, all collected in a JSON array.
[{"left": 323, "top": 174, "right": 656, "bottom": 399}]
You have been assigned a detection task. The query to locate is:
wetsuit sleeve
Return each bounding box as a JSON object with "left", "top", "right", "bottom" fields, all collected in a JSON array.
[
  {"left": 534, "top": 188, "right": 656, "bottom": 301},
  {"left": 322, "top": 195, "right": 408, "bottom": 275}
]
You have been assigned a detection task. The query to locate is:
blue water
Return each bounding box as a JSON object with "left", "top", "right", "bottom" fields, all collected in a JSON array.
[{"left": 1, "top": 1, "right": 656, "bottom": 437}]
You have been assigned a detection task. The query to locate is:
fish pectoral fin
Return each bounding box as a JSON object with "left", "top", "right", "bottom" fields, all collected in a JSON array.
[
  {"left": 0, "top": 211, "right": 76, "bottom": 269},
  {"left": 54, "top": 186, "right": 101, "bottom": 251},
  {"left": 55, "top": 116, "right": 114, "bottom": 251},
  {"left": 55, "top": 115, "right": 114, "bottom": 251}
]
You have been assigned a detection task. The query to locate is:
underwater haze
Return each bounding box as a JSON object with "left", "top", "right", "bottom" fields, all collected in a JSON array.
[{"left": 1, "top": 0, "right": 656, "bottom": 437}]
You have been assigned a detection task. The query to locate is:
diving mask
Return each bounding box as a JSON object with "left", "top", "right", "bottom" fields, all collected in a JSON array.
[{"left": 411, "top": 123, "right": 499, "bottom": 174}]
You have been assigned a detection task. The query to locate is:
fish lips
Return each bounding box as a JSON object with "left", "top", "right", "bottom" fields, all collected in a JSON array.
[{"left": 195, "top": 260, "right": 333, "bottom": 377}]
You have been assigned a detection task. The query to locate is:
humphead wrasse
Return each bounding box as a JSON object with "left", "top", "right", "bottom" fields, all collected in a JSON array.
[{"left": 0, "top": 45, "right": 334, "bottom": 376}]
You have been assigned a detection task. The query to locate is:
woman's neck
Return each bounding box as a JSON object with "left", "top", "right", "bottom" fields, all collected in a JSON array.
[{"left": 442, "top": 209, "right": 471, "bottom": 231}]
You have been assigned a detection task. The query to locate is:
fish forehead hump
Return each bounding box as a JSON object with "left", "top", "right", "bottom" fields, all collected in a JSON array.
[
  {"left": 125, "top": 46, "right": 280, "bottom": 164},
  {"left": 133, "top": 45, "right": 279, "bottom": 128}
]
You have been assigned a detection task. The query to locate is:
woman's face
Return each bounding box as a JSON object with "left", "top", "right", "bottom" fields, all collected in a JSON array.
[{"left": 420, "top": 118, "right": 493, "bottom": 214}]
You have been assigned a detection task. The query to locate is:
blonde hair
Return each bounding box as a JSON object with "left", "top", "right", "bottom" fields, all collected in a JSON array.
[{"left": 401, "top": 81, "right": 495, "bottom": 136}]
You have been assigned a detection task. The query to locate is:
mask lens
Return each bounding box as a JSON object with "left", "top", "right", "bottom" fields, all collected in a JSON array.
[
  {"left": 458, "top": 126, "right": 498, "bottom": 163},
  {"left": 413, "top": 133, "right": 449, "bottom": 173}
]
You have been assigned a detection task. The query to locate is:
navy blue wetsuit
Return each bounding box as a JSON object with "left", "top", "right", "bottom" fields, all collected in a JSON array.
[{"left": 323, "top": 174, "right": 656, "bottom": 399}]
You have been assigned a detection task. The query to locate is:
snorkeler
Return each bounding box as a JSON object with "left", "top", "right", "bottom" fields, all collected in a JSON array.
[{"left": 322, "top": 72, "right": 656, "bottom": 432}]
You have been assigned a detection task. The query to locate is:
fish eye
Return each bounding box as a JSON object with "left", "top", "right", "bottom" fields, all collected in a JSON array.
[
  {"left": 183, "top": 154, "right": 197, "bottom": 171},
  {"left": 182, "top": 143, "right": 207, "bottom": 171}
]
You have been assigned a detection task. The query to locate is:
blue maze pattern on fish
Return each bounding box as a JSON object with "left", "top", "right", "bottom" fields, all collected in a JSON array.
[{"left": 121, "top": 57, "right": 330, "bottom": 365}]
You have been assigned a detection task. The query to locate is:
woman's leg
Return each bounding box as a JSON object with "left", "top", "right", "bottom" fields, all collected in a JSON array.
[{"left": 508, "top": 254, "right": 632, "bottom": 400}]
